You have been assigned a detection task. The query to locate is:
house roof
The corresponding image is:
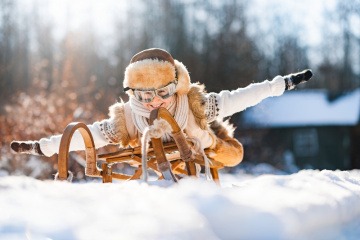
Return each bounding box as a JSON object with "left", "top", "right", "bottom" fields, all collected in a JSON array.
[{"left": 241, "top": 88, "right": 360, "bottom": 128}]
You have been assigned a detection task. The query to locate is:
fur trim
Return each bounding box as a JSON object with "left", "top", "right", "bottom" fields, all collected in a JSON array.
[
  {"left": 210, "top": 119, "right": 236, "bottom": 138},
  {"left": 124, "top": 59, "right": 176, "bottom": 90},
  {"left": 187, "top": 83, "right": 237, "bottom": 138},
  {"left": 123, "top": 59, "right": 191, "bottom": 95},
  {"left": 108, "top": 101, "right": 130, "bottom": 147},
  {"left": 210, "top": 120, "right": 243, "bottom": 167},
  {"left": 213, "top": 138, "right": 243, "bottom": 167},
  {"left": 174, "top": 60, "right": 191, "bottom": 94},
  {"left": 210, "top": 121, "right": 244, "bottom": 167},
  {"left": 187, "top": 83, "right": 208, "bottom": 130}
]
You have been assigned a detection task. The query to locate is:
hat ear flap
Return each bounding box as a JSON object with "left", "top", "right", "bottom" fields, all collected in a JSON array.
[{"left": 175, "top": 60, "right": 191, "bottom": 95}]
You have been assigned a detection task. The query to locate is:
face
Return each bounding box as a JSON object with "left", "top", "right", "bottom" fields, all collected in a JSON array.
[{"left": 142, "top": 94, "right": 175, "bottom": 111}]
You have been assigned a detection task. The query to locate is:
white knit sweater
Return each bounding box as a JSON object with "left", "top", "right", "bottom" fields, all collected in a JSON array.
[{"left": 39, "top": 76, "right": 285, "bottom": 157}]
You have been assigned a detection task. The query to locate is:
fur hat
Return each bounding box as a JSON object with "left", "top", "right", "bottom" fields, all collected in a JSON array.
[{"left": 123, "top": 48, "right": 191, "bottom": 95}]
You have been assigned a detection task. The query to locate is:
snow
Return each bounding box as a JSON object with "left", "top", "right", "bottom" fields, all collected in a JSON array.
[
  {"left": 1, "top": 169, "right": 360, "bottom": 240},
  {"left": 242, "top": 89, "right": 360, "bottom": 128}
]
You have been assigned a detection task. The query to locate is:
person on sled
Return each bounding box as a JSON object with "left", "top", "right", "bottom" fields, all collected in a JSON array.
[{"left": 11, "top": 48, "right": 313, "bottom": 168}]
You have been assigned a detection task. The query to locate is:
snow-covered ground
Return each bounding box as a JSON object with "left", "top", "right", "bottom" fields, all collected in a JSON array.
[{"left": 1, "top": 168, "right": 360, "bottom": 240}]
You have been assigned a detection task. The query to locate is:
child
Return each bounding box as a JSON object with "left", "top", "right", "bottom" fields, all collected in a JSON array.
[{"left": 11, "top": 48, "right": 312, "bottom": 167}]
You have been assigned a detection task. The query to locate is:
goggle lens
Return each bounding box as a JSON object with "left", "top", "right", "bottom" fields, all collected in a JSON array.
[{"left": 133, "top": 81, "right": 177, "bottom": 103}]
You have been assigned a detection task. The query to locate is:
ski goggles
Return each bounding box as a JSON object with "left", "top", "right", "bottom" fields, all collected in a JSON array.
[{"left": 131, "top": 81, "right": 177, "bottom": 103}]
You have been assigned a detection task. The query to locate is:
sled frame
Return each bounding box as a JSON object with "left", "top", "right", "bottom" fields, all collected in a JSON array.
[{"left": 57, "top": 107, "right": 223, "bottom": 184}]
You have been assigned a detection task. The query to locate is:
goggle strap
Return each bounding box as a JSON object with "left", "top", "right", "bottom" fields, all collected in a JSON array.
[{"left": 125, "top": 78, "right": 177, "bottom": 98}]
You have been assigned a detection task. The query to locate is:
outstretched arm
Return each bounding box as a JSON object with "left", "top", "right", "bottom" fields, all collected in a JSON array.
[
  {"left": 11, "top": 101, "right": 132, "bottom": 157},
  {"left": 206, "top": 69, "right": 313, "bottom": 120},
  {"left": 216, "top": 75, "right": 285, "bottom": 118},
  {"left": 11, "top": 121, "right": 112, "bottom": 157}
]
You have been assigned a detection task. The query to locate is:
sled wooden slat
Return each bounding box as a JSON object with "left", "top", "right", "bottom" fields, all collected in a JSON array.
[
  {"left": 98, "top": 142, "right": 179, "bottom": 159},
  {"left": 101, "top": 162, "right": 112, "bottom": 183},
  {"left": 210, "top": 168, "right": 220, "bottom": 183},
  {"left": 111, "top": 173, "right": 133, "bottom": 180},
  {"left": 170, "top": 160, "right": 187, "bottom": 174},
  {"left": 126, "top": 155, "right": 162, "bottom": 176},
  {"left": 130, "top": 168, "right": 143, "bottom": 180}
]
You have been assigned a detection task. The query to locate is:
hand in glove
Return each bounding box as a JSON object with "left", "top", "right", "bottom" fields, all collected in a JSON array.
[
  {"left": 10, "top": 140, "right": 44, "bottom": 156},
  {"left": 284, "top": 69, "right": 313, "bottom": 90}
]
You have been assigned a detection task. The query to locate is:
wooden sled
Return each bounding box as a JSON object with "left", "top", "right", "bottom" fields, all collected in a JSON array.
[{"left": 56, "top": 107, "right": 223, "bottom": 184}]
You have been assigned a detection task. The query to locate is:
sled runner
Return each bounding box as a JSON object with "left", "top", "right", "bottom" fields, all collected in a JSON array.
[{"left": 56, "top": 107, "right": 223, "bottom": 184}]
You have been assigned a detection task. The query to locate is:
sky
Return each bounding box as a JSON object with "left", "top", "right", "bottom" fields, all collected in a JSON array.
[{"left": 0, "top": 168, "right": 360, "bottom": 239}]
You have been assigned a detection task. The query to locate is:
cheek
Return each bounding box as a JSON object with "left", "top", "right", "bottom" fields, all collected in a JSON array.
[
  {"left": 163, "top": 95, "right": 176, "bottom": 107},
  {"left": 142, "top": 102, "right": 151, "bottom": 110}
]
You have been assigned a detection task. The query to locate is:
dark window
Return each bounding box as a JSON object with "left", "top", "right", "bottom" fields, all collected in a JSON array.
[{"left": 293, "top": 128, "right": 319, "bottom": 157}]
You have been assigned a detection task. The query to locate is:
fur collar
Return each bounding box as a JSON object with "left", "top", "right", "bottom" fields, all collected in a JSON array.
[{"left": 187, "top": 83, "right": 209, "bottom": 130}]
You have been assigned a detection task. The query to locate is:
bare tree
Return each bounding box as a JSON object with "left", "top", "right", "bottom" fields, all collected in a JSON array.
[
  {"left": 0, "top": 0, "right": 30, "bottom": 107},
  {"left": 318, "top": 0, "right": 360, "bottom": 94}
]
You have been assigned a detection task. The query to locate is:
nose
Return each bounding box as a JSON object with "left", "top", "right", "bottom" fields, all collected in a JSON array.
[{"left": 151, "top": 95, "right": 163, "bottom": 104}]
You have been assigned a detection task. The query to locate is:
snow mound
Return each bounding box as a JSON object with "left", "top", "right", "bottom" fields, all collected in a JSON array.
[{"left": 0, "top": 170, "right": 360, "bottom": 240}]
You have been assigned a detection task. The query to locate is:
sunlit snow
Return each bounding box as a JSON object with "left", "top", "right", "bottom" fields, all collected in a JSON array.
[{"left": 1, "top": 169, "right": 359, "bottom": 240}]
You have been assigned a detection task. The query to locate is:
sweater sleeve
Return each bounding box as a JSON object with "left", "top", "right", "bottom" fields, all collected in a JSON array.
[
  {"left": 39, "top": 119, "right": 117, "bottom": 157},
  {"left": 205, "top": 76, "right": 285, "bottom": 120}
]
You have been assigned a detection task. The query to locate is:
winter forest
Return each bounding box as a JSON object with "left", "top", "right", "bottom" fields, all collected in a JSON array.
[
  {"left": 0, "top": 0, "right": 360, "bottom": 175},
  {"left": 1, "top": 0, "right": 360, "bottom": 239},
  {"left": 2, "top": 0, "right": 360, "bottom": 178}
]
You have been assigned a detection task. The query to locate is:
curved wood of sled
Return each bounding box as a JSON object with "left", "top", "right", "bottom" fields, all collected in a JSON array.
[
  {"left": 149, "top": 108, "right": 197, "bottom": 181},
  {"left": 57, "top": 122, "right": 101, "bottom": 181}
]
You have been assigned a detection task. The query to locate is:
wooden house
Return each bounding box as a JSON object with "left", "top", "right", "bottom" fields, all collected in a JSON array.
[{"left": 235, "top": 89, "right": 360, "bottom": 171}]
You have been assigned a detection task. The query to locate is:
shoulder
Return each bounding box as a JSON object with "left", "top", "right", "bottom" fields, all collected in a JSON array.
[
  {"left": 109, "top": 100, "right": 126, "bottom": 118},
  {"left": 187, "top": 83, "right": 221, "bottom": 128},
  {"left": 187, "top": 83, "right": 220, "bottom": 122},
  {"left": 187, "top": 83, "right": 207, "bottom": 107},
  {"left": 106, "top": 100, "right": 133, "bottom": 146},
  {"left": 188, "top": 82, "right": 206, "bottom": 97}
]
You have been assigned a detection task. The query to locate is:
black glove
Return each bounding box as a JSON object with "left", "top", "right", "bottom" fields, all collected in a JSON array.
[
  {"left": 284, "top": 69, "right": 313, "bottom": 90},
  {"left": 10, "top": 141, "right": 44, "bottom": 156}
]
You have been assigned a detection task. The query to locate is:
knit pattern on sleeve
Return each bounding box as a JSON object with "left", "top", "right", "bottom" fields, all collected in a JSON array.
[
  {"left": 205, "top": 93, "right": 220, "bottom": 123},
  {"left": 99, "top": 120, "right": 121, "bottom": 144}
]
